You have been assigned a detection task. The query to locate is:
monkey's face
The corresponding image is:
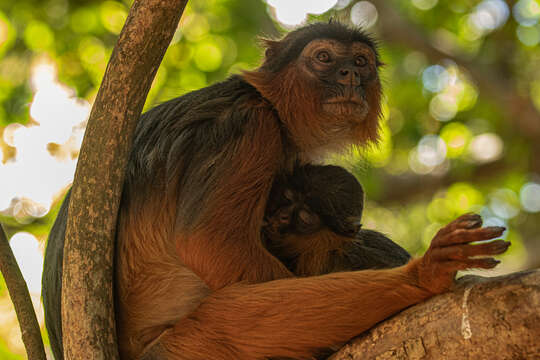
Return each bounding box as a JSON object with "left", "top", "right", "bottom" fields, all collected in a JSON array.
[
  {"left": 299, "top": 39, "right": 379, "bottom": 121},
  {"left": 264, "top": 188, "right": 324, "bottom": 237}
]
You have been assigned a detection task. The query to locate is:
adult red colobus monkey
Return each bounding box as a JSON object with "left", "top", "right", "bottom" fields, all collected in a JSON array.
[{"left": 42, "top": 22, "right": 509, "bottom": 360}]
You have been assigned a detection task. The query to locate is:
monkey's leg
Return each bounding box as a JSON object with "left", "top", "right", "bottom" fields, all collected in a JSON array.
[
  {"left": 157, "top": 266, "right": 430, "bottom": 360},
  {"left": 149, "top": 215, "right": 507, "bottom": 360}
]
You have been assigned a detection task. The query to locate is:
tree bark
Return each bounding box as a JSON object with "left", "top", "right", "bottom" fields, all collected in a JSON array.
[
  {"left": 330, "top": 269, "right": 540, "bottom": 360},
  {"left": 61, "top": 1, "right": 188, "bottom": 359},
  {"left": 0, "top": 224, "right": 46, "bottom": 360}
]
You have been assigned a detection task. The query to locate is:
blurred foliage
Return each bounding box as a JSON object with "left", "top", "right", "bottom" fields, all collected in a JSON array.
[{"left": 0, "top": 0, "right": 539, "bottom": 357}]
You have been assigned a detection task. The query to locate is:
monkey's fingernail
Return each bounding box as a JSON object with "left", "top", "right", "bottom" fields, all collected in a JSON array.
[
  {"left": 492, "top": 241, "right": 511, "bottom": 253},
  {"left": 485, "top": 226, "right": 506, "bottom": 233},
  {"left": 464, "top": 219, "right": 482, "bottom": 228}
]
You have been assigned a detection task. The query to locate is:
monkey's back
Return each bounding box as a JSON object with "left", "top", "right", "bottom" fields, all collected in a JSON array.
[{"left": 42, "top": 74, "right": 276, "bottom": 359}]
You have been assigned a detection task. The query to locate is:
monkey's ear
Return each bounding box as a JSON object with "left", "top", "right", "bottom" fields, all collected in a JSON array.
[
  {"left": 260, "top": 38, "right": 280, "bottom": 59},
  {"left": 346, "top": 216, "right": 362, "bottom": 227}
]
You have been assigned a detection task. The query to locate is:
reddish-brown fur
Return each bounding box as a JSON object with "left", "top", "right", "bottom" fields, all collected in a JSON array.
[
  {"left": 265, "top": 228, "right": 354, "bottom": 276},
  {"left": 114, "top": 33, "right": 508, "bottom": 360}
]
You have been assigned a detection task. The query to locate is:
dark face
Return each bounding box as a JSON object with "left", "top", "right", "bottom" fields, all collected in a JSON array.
[
  {"left": 298, "top": 39, "right": 379, "bottom": 119},
  {"left": 265, "top": 185, "right": 324, "bottom": 237},
  {"left": 265, "top": 165, "right": 365, "bottom": 238}
]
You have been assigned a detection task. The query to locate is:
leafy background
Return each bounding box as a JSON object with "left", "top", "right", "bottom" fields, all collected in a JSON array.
[{"left": 0, "top": 0, "right": 539, "bottom": 357}]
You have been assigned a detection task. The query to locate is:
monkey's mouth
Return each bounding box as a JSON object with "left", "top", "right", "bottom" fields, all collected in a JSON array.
[{"left": 322, "top": 98, "right": 368, "bottom": 118}]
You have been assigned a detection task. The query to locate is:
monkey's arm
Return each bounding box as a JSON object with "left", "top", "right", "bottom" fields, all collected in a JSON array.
[
  {"left": 174, "top": 104, "right": 292, "bottom": 291},
  {"left": 155, "top": 215, "right": 508, "bottom": 360},
  {"left": 161, "top": 266, "right": 429, "bottom": 359}
]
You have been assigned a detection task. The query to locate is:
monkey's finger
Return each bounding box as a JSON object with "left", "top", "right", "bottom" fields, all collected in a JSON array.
[
  {"left": 435, "top": 213, "right": 482, "bottom": 238},
  {"left": 434, "top": 226, "right": 505, "bottom": 248},
  {"left": 431, "top": 240, "right": 510, "bottom": 262},
  {"left": 442, "top": 257, "right": 501, "bottom": 273}
]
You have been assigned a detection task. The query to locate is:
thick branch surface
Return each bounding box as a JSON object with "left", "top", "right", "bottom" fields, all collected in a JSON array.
[
  {"left": 61, "top": 1, "right": 188, "bottom": 359},
  {"left": 0, "top": 225, "right": 46, "bottom": 360},
  {"left": 330, "top": 269, "right": 540, "bottom": 360}
]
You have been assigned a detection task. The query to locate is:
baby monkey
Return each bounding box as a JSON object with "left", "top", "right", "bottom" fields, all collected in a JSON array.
[{"left": 264, "top": 164, "right": 410, "bottom": 276}]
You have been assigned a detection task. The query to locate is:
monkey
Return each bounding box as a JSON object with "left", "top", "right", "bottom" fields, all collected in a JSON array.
[
  {"left": 263, "top": 164, "right": 411, "bottom": 276},
  {"left": 42, "top": 22, "right": 509, "bottom": 360}
]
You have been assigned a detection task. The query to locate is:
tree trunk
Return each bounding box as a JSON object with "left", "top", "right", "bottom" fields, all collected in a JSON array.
[
  {"left": 330, "top": 269, "right": 540, "bottom": 360},
  {"left": 61, "top": 1, "right": 188, "bottom": 359}
]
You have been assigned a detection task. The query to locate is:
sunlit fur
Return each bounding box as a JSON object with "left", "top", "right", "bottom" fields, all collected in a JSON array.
[{"left": 244, "top": 26, "right": 382, "bottom": 157}]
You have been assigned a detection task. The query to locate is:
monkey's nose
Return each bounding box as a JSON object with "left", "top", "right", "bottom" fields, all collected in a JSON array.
[{"left": 337, "top": 67, "right": 360, "bottom": 86}]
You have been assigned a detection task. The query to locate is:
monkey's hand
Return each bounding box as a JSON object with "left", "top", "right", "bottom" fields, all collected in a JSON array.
[{"left": 411, "top": 213, "right": 509, "bottom": 295}]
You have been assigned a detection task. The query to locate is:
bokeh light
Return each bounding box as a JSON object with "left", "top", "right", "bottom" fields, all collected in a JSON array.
[
  {"left": 182, "top": 13, "right": 210, "bottom": 42},
  {"left": 78, "top": 37, "right": 107, "bottom": 66},
  {"left": 470, "top": 0, "right": 510, "bottom": 32},
  {"left": 513, "top": 0, "right": 540, "bottom": 27},
  {"left": 422, "top": 65, "right": 449, "bottom": 93},
  {"left": 440, "top": 122, "right": 472, "bottom": 158},
  {"left": 403, "top": 51, "right": 427, "bottom": 76},
  {"left": 468, "top": 133, "right": 504, "bottom": 163},
  {"left": 23, "top": 21, "right": 54, "bottom": 51},
  {"left": 0, "top": 11, "right": 16, "bottom": 56},
  {"left": 412, "top": 0, "right": 438, "bottom": 11},
  {"left": 350, "top": 1, "right": 378, "bottom": 29},
  {"left": 70, "top": 7, "right": 100, "bottom": 34},
  {"left": 409, "top": 148, "right": 433, "bottom": 174},
  {"left": 429, "top": 93, "right": 457, "bottom": 121},
  {"left": 516, "top": 25, "right": 540, "bottom": 46},
  {"left": 264, "top": 0, "right": 338, "bottom": 26},
  {"left": 489, "top": 188, "right": 520, "bottom": 219},
  {"left": 194, "top": 41, "right": 223, "bottom": 72},
  {"left": 520, "top": 182, "right": 540, "bottom": 212},
  {"left": 417, "top": 135, "right": 447, "bottom": 167},
  {"left": 100, "top": 1, "right": 128, "bottom": 35},
  {"left": 447, "top": 182, "right": 485, "bottom": 214}
]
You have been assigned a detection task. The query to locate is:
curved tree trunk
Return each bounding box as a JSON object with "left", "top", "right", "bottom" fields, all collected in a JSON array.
[
  {"left": 61, "top": 1, "right": 188, "bottom": 359},
  {"left": 330, "top": 269, "right": 540, "bottom": 360}
]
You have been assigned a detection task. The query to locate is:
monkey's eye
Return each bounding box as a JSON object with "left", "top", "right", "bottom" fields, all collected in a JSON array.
[
  {"left": 284, "top": 189, "right": 295, "bottom": 202},
  {"left": 355, "top": 56, "right": 367, "bottom": 67},
  {"left": 316, "top": 51, "right": 332, "bottom": 63},
  {"left": 295, "top": 208, "right": 322, "bottom": 234}
]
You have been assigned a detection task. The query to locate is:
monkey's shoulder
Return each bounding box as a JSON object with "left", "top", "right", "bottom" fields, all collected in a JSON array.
[
  {"left": 139, "top": 75, "right": 268, "bottom": 129},
  {"left": 126, "top": 75, "right": 279, "bottom": 183}
]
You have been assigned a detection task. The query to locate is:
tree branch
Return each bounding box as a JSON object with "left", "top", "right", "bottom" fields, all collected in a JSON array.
[
  {"left": 0, "top": 224, "right": 46, "bottom": 360},
  {"left": 61, "top": 1, "right": 188, "bottom": 359},
  {"left": 375, "top": 159, "right": 511, "bottom": 204},
  {"left": 331, "top": 269, "right": 540, "bottom": 359}
]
